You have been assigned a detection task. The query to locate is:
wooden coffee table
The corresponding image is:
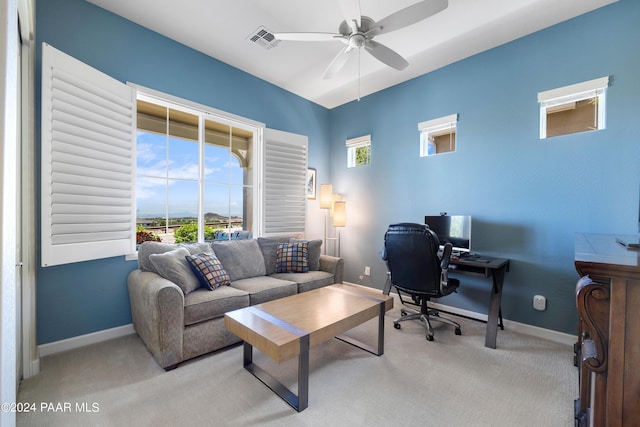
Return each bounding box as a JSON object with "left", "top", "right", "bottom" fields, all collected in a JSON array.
[{"left": 224, "top": 283, "right": 393, "bottom": 411}]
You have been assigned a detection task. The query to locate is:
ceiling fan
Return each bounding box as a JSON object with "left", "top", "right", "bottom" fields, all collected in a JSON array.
[{"left": 274, "top": 0, "right": 449, "bottom": 79}]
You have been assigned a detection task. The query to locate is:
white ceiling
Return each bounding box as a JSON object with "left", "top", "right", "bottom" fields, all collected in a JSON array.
[{"left": 87, "top": 0, "right": 617, "bottom": 109}]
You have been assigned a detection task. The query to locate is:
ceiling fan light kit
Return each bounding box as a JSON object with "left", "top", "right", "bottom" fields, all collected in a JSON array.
[{"left": 273, "top": 0, "right": 448, "bottom": 79}]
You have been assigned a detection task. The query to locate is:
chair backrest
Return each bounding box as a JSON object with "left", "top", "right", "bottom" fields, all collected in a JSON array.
[{"left": 383, "top": 223, "right": 442, "bottom": 296}]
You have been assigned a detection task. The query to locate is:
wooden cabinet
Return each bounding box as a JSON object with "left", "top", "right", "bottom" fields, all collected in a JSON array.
[{"left": 574, "top": 233, "right": 640, "bottom": 427}]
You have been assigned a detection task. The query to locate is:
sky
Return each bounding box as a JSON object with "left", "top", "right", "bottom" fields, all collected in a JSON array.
[{"left": 136, "top": 131, "right": 246, "bottom": 219}]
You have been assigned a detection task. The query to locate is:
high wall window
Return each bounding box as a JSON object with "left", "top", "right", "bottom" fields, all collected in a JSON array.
[
  {"left": 346, "top": 135, "right": 371, "bottom": 168},
  {"left": 538, "top": 76, "right": 609, "bottom": 139},
  {"left": 418, "top": 114, "right": 458, "bottom": 157},
  {"left": 136, "top": 95, "right": 257, "bottom": 244}
]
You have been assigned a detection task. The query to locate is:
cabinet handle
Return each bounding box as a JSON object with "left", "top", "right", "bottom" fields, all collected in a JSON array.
[{"left": 582, "top": 339, "right": 596, "bottom": 361}]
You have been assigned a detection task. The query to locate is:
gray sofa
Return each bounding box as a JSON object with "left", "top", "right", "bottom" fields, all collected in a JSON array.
[{"left": 128, "top": 237, "right": 344, "bottom": 370}]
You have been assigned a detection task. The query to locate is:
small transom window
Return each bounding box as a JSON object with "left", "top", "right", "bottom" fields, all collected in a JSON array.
[
  {"left": 538, "top": 76, "right": 609, "bottom": 139},
  {"left": 418, "top": 114, "right": 458, "bottom": 157},
  {"left": 346, "top": 135, "right": 371, "bottom": 168}
]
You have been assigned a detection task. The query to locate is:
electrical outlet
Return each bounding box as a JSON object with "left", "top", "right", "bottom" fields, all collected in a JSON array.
[
  {"left": 533, "top": 295, "right": 546, "bottom": 311},
  {"left": 364, "top": 266, "right": 371, "bottom": 276}
]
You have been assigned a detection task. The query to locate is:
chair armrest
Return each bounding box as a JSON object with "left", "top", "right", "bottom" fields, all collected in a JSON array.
[
  {"left": 127, "top": 269, "right": 185, "bottom": 369},
  {"left": 439, "top": 243, "right": 453, "bottom": 293},
  {"left": 319, "top": 254, "right": 344, "bottom": 284}
]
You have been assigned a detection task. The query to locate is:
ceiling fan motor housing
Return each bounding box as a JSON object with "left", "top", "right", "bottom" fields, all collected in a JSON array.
[{"left": 339, "top": 16, "right": 376, "bottom": 38}]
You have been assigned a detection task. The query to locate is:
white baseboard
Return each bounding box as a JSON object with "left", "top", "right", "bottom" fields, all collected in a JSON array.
[
  {"left": 424, "top": 301, "right": 576, "bottom": 346},
  {"left": 38, "top": 324, "right": 135, "bottom": 357}
]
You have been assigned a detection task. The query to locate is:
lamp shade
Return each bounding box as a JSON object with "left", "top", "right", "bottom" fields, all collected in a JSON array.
[
  {"left": 333, "top": 201, "right": 346, "bottom": 227},
  {"left": 330, "top": 194, "right": 342, "bottom": 217},
  {"left": 319, "top": 184, "right": 333, "bottom": 209}
]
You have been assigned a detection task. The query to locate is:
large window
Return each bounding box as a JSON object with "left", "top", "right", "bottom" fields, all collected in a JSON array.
[
  {"left": 136, "top": 95, "right": 256, "bottom": 244},
  {"left": 41, "top": 45, "right": 307, "bottom": 266}
]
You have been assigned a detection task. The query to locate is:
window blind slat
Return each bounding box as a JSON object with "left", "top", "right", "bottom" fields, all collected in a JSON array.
[
  {"left": 51, "top": 150, "right": 131, "bottom": 175},
  {"left": 52, "top": 171, "right": 131, "bottom": 190},
  {"left": 51, "top": 193, "right": 131, "bottom": 207},
  {"left": 51, "top": 204, "right": 131, "bottom": 215}
]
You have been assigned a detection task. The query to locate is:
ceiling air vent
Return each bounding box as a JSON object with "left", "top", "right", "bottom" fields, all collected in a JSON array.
[{"left": 248, "top": 26, "right": 280, "bottom": 50}]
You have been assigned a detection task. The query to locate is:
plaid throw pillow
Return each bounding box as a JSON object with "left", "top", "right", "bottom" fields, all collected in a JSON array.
[
  {"left": 274, "top": 242, "right": 309, "bottom": 273},
  {"left": 185, "top": 253, "right": 231, "bottom": 290}
]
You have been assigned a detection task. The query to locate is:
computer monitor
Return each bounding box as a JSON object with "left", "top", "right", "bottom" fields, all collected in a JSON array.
[{"left": 424, "top": 215, "right": 472, "bottom": 253}]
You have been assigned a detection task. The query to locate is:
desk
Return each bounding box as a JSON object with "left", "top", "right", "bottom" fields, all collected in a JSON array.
[
  {"left": 573, "top": 233, "right": 640, "bottom": 427},
  {"left": 383, "top": 254, "right": 510, "bottom": 349}
]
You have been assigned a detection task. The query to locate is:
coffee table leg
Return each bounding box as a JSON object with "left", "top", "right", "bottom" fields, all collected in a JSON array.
[
  {"left": 242, "top": 335, "right": 310, "bottom": 412},
  {"left": 335, "top": 301, "right": 385, "bottom": 356}
]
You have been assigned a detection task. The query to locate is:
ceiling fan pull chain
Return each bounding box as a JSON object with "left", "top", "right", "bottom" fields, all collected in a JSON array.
[{"left": 358, "top": 48, "right": 361, "bottom": 102}]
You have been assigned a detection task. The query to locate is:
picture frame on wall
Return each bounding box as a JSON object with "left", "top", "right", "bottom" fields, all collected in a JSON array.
[{"left": 307, "top": 168, "right": 316, "bottom": 200}]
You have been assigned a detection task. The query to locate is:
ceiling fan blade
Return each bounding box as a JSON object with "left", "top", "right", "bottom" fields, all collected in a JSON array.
[
  {"left": 274, "top": 32, "right": 343, "bottom": 42},
  {"left": 323, "top": 46, "right": 354, "bottom": 79},
  {"left": 339, "top": 0, "right": 361, "bottom": 33},
  {"left": 364, "top": 40, "right": 409, "bottom": 71},
  {"left": 367, "top": 0, "right": 448, "bottom": 37}
]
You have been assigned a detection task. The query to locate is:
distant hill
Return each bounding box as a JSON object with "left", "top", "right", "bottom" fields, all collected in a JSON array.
[{"left": 204, "top": 212, "right": 242, "bottom": 223}]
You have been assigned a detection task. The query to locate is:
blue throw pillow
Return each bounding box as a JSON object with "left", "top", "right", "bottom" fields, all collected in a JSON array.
[{"left": 186, "top": 253, "right": 231, "bottom": 290}]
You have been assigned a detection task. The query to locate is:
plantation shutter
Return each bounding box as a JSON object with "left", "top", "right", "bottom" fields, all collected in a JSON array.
[
  {"left": 41, "top": 43, "right": 136, "bottom": 266},
  {"left": 263, "top": 129, "right": 308, "bottom": 235}
]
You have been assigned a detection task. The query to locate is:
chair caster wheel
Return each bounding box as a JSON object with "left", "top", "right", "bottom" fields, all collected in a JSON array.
[
  {"left": 400, "top": 310, "right": 407, "bottom": 316},
  {"left": 394, "top": 323, "right": 401, "bottom": 329},
  {"left": 455, "top": 328, "right": 462, "bottom": 336},
  {"left": 426, "top": 335, "right": 434, "bottom": 341}
]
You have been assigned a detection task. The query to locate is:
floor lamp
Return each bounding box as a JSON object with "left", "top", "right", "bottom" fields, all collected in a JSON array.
[
  {"left": 319, "top": 184, "right": 333, "bottom": 255},
  {"left": 332, "top": 200, "right": 347, "bottom": 257}
]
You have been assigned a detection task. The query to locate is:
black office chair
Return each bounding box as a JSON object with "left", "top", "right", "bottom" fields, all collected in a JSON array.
[{"left": 382, "top": 223, "right": 461, "bottom": 341}]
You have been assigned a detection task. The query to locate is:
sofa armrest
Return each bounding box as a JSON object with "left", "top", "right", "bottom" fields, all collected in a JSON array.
[
  {"left": 319, "top": 254, "right": 344, "bottom": 284},
  {"left": 128, "top": 269, "right": 185, "bottom": 369}
]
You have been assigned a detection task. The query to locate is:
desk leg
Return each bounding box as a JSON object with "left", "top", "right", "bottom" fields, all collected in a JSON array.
[{"left": 485, "top": 265, "right": 507, "bottom": 349}]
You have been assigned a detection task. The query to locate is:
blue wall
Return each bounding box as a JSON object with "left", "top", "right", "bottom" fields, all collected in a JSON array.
[
  {"left": 329, "top": 0, "right": 640, "bottom": 334},
  {"left": 36, "top": 0, "right": 639, "bottom": 344},
  {"left": 36, "top": 0, "right": 331, "bottom": 344}
]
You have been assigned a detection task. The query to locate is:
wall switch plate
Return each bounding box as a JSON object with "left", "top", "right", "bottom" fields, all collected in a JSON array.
[
  {"left": 364, "top": 266, "right": 371, "bottom": 276},
  {"left": 533, "top": 295, "right": 546, "bottom": 311}
]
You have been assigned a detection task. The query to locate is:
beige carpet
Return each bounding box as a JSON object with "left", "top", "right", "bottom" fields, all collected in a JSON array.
[{"left": 18, "top": 296, "right": 577, "bottom": 426}]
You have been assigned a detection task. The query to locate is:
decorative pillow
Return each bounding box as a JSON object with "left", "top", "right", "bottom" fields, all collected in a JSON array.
[
  {"left": 290, "top": 239, "right": 322, "bottom": 271},
  {"left": 185, "top": 253, "right": 231, "bottom": 290},
  {"left": 275, "top": 242, "right": 309, "bottom": 273},
  {"left": 257, "top": 236, "right": 294, "bottom": 275},
  {"left": 137, "top": 241, "right": 179, "bottom": 272},
  {"left": 148, "top": 247, "right": 201, "bottom": 294}
]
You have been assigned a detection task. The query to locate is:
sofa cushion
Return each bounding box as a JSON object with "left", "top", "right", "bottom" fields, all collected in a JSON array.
[
  {"left": 271, "top": 270, "right": 335, "bottom": 293},
  {"left": 275, "top": 242, "right": 309, "bottom": 273},
  {"left": 137, "top": 241, "right": 213, "bottom": 272},
  {"left": 212, "top": 240, "right": 266, "bottom": 281},
  {"left": 138, "top": 241, "right": 177, "bottom": 271},
  {"left": 290, "top": 239, "right": 322, "bottom": 271},
  {"left": 183, "top": 286, "right": 250, "bottom": 326},
  {"left": 149, "top": 247, "right": 202, "bottom": 295},
  {"left": 257, "top": 236, "right": 294, "bottom": 275},
  {"left": 181, "top": 242, "right": 214, "bottom": 255},
  {"left": 185, "top": 253, "right": 231, "bottom": 290},
  {"left": 231, "top": 276, "right": 297, "bottom": 305}
]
